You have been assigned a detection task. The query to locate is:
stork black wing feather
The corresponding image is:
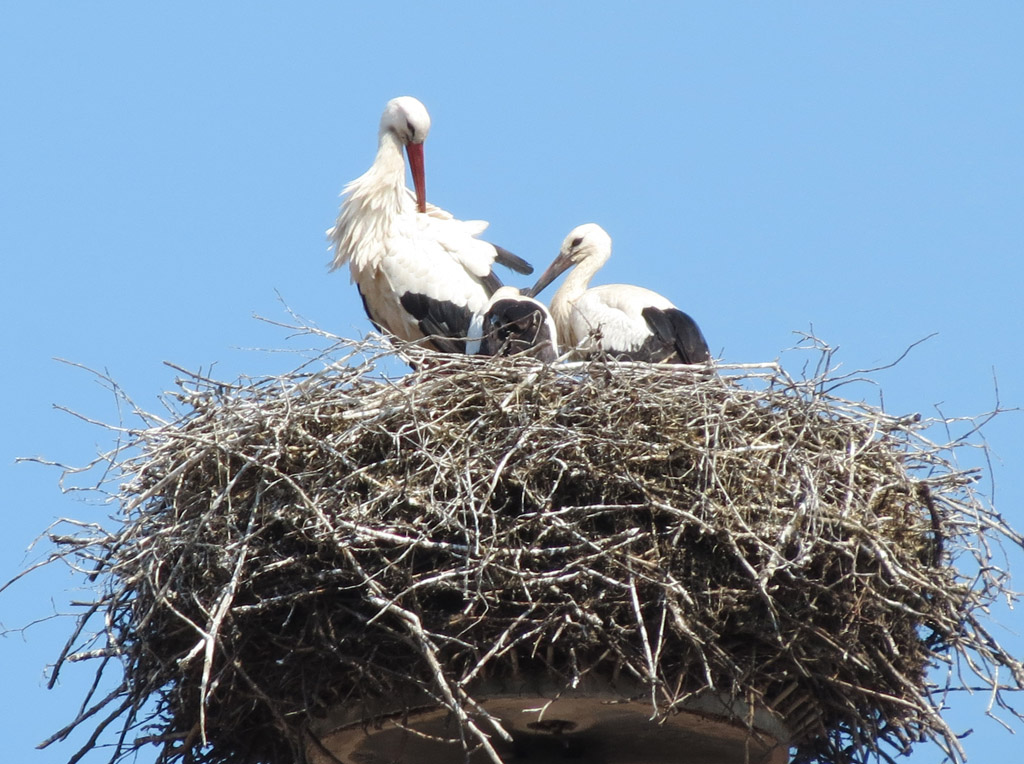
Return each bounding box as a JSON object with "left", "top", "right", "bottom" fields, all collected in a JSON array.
[
  {"left": 399, "top": 292, "right": 472, "bottom": 354},
  {"left": 642, "top": 307, "right": 711, "bottom": 364}
]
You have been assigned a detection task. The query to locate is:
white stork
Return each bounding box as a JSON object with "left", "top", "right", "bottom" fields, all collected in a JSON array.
[
  {"left": 475, "top": 286, "right": 559, "bottom": 362},
  {"left": 328, "top": 96, "right": 533, "bottom": 353},
  {"left": 526, "top": 224, "right": 711, "bottom": 364}
]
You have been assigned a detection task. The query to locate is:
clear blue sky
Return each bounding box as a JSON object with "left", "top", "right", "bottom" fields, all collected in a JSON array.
[{"left": 3, "top": 3, "right": 1022, "bottom": 762}]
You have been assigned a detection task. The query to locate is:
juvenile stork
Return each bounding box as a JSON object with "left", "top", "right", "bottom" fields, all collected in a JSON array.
[
  {"left": 328, "top": 96, "right": 532, "bottom": 353},
  {"left": 527, "top": 224, "right": 711, "bottom": 364},
  {"left": 475, "top": 286, "right": 559, "bottom": 362}
]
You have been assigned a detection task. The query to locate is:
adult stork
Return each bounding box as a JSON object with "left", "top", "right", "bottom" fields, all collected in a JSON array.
[
  {"left": 475, "top": 286, "right": 559, "bottom": 362},
  {"left": 526, "top": 224, "right": 711, "bottom": 364},
  {"left": 328, "top": 96, "right": 532, "bottom": 353}
]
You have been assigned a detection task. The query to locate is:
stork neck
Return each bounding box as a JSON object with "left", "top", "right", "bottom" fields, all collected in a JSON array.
[
  {"left": 557, "top": 258, "right": 599, "bottom": 302},
  {"left": 360, "top": 131, "right": 410, "bottom": 212},
  {"left": 329, "top": 131, "right": 411, "bottom": 272}
]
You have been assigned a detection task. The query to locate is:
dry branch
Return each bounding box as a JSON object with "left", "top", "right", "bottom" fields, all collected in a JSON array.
[{"left": 14, "top": 332, "right": 1024, "bottom": 764}]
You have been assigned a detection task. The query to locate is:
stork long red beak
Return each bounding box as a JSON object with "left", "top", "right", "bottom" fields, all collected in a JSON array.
[
  {"left": 405, "top": 141, "right": 427, "bottom": 213},
  {"left": 524, "top": 251, "right": 574, "bottom": 299}
]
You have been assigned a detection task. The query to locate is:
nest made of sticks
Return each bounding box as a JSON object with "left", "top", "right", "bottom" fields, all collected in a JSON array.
[{"left": 24, "top": 332, "right": 1024, "bottom": 764}]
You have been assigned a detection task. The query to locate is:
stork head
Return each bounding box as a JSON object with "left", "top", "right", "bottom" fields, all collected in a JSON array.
[
  {"left": 380, "top": 96, "right": 431, "bottom": 144},
  {"left": 488, "top": 286, "right": 524, "bottom": 303},
  {"left": 380, "top": 96, "right": 431, "bottom": 212},
  {"left": 559, "top": 224, "right": 612, "bottom": 265},
  {"left": 525, "top": 223, "right": 612, "bottom": 298}
]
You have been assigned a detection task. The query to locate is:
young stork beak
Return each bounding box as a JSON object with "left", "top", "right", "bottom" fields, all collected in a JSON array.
[{"left": 525, "top": 250, "right": 574, "bottom": 299}]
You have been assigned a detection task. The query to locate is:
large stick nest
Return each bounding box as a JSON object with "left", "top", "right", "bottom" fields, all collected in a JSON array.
[{"left": 25, "top": 333, "right": 1024, "bottom": 764}]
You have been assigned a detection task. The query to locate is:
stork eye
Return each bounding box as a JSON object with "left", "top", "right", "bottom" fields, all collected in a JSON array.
[
  {"left": 405, "top": 119, "right": 415, "bottom": 136},
  {"left": 571, "top": 236, "right": 583, "bottom": 248}
]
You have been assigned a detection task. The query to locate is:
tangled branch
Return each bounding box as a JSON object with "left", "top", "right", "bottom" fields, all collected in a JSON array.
[{"left": 12, "top": 332, "right": 1024, "bottom": 764}]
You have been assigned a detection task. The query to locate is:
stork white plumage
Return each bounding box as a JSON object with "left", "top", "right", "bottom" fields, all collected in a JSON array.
[
  {"left": 328, "top": 96, "right": 532, "bottom": 353},
  {"left": 475, "top": 286, "right": 559, "bottom": 362},
  {"left": 527, "top": 224, "right": 711, "bottom": 364}
]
